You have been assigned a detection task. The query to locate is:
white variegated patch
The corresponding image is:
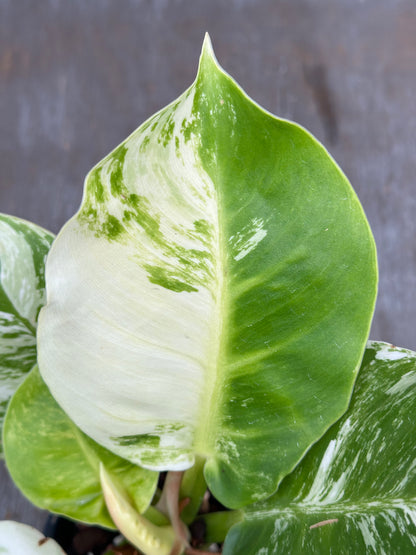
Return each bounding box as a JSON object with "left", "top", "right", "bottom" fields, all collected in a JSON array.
[
  {"left": 230, "top": 217, "right": 268, "bottom": 261},
  {"left": 38, "top": 73, "right": 224, "bottom": 470},
  {"left": 299, "top": 417, "right": 354, "bottom": 506},
  {"left": 373, "top": 342, "right": 412, "bottom": 362}
]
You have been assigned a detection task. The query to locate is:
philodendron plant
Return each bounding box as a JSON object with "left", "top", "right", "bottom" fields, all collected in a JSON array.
[{"left": 1, "top": 35, "right": 415, "bottom": 554}]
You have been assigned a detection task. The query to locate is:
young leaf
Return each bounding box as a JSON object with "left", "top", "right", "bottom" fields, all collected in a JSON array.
[
  {"left": 223, "top": 342, "right": 416, "bottom": 553},
  {"left": 37, "top": 35, "right": 377, "bottom": 508},
  {"left": 3, "top": 366, "right": 158, "bottom": 528},
  {"left": 100, "top": 464, "right": 178, "bottom": 555},
  {"left": 0, "top": 521, "right": 66, "bottom": 554},
  {"left": 0, "top": 214, "right": 53, "bottom": 455}
]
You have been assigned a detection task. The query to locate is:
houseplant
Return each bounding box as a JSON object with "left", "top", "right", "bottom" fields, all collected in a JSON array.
[{"left": 1, "top": 35, "right": 415, "bottom": 554}]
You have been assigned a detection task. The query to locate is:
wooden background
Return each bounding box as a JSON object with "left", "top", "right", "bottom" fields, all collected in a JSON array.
[{"left": 1, "top": 0, "right": 415, "bottom": 531}]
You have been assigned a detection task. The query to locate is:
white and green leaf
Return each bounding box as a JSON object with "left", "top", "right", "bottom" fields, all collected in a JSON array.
[
  {"left": 0, "top": 521, "right": 66, "bottom": 554},
  {"left": 223, "top": 342, "right": 416, "bottom": 553},
  {"left": 37, "top": 35, "right": 377, "bottom": 508},
  {"left": 0, "top": 214, "right": 53, "bottom": 455},
  {"left": 3, "top": 366, "right": 158, "bottom": 528}
]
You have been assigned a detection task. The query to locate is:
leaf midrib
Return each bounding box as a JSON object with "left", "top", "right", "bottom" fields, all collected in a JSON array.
[{"left": 193, "top": 90, "right": 229, "bottom": 457}]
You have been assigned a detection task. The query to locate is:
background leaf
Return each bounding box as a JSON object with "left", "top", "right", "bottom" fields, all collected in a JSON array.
[
  {"left": 3, "top": 366, "right": 158, "bottom": 528},
  {"left": 0, "top": 521, "right": 66, "bottom": 554},
  {"left": 223, "top": 341, "right": 416, "bottom": 553},
  {"left": 38, "top": 36, "right": 377, "bottom": 508},
  {"left": 0, "top": 214, "right": 53, "bottom": 455}
]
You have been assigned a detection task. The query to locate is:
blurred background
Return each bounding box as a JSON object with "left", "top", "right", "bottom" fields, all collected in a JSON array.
[{"left": 1, "top": 0, "right": 415, "bottom": 529}]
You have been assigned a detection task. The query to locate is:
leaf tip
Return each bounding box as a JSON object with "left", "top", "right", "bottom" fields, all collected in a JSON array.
[
  {"left": 198, "top": 32, "right": 220, "bottom": 76},
  {"left": 202, "top": 32, "right": 213, "bottom": 54}
]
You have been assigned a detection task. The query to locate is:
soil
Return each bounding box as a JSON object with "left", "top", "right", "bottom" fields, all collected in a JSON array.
[{"left": 44, "top": 516, "right": 118, "bottom": 555}]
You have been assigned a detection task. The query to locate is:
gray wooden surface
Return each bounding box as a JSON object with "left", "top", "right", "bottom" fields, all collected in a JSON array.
[{"left": 1, "top": 0, "right": 415, "bottom": 531}]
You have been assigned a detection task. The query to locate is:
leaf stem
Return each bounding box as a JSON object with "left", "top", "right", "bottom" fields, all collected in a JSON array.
[
  {"left": 179, "top": 456, "right": 207, "bottom": 525},
  {"left": 193, "top": 510, "right": 243, "bottom": 544}
]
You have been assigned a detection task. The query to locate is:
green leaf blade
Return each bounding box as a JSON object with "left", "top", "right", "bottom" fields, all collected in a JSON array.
[
  {"left": 223, "top": 342, "right": 416, "bottom": 553},
  {"left": 3, "top": 366, "right": 158, "bottom": 528},
  {"left": 37, "top": 36, "right": 377, "bottom": 508}
]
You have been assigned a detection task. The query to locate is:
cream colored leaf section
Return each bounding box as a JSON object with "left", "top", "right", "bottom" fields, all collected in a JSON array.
[{"left": 38, "top": 84, "right": 222, "bottom": 471}]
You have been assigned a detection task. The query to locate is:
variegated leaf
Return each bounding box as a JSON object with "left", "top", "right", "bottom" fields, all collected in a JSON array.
[
  {"left": 0, "top": 214, "right": 53, "bottom": 455},
  {"left": 37, "top": 35, "right": 377, "bottom": 508},
  {"left": 0, "top": 521, "right": 66, "bottom": 554},
  {"left": 223, "top": 342, "right": 416, "bottom": 553},
  {"left": 3, "top": 366, "right": 158, "bottom": 528}
]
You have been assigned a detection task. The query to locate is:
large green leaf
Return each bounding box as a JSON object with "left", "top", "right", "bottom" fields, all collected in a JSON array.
[
  {"left": 3, "top": 366, "right": 158, "bottom": 528},
  {"left": 0, "top": 214, "right": 53, "bottom": 455},
  {"left": 37, "top": 35, "right": 377, "bottom": 508},
  {"left": 223, "top": 341, "right": 416, "bottom": 553},
  {"left": 0, "top": 521, "right": 66, "bottom": 554}
]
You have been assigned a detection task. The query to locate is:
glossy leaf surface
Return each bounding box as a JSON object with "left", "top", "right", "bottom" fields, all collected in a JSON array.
[
  {"left": 3, "top": 366, "right": 158, "bottom": 528},
  {"left": 38, "top": 36, "right": 377, "bottom": 508},
  {"left": 224, "top": 342, "right": 416, "bottom": 553},
  {"left": 0, "top": 214, "right": 53, "bottom": 455},
  {"left": 0, "top": 521, "right": 66, "bottom": 554}
]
